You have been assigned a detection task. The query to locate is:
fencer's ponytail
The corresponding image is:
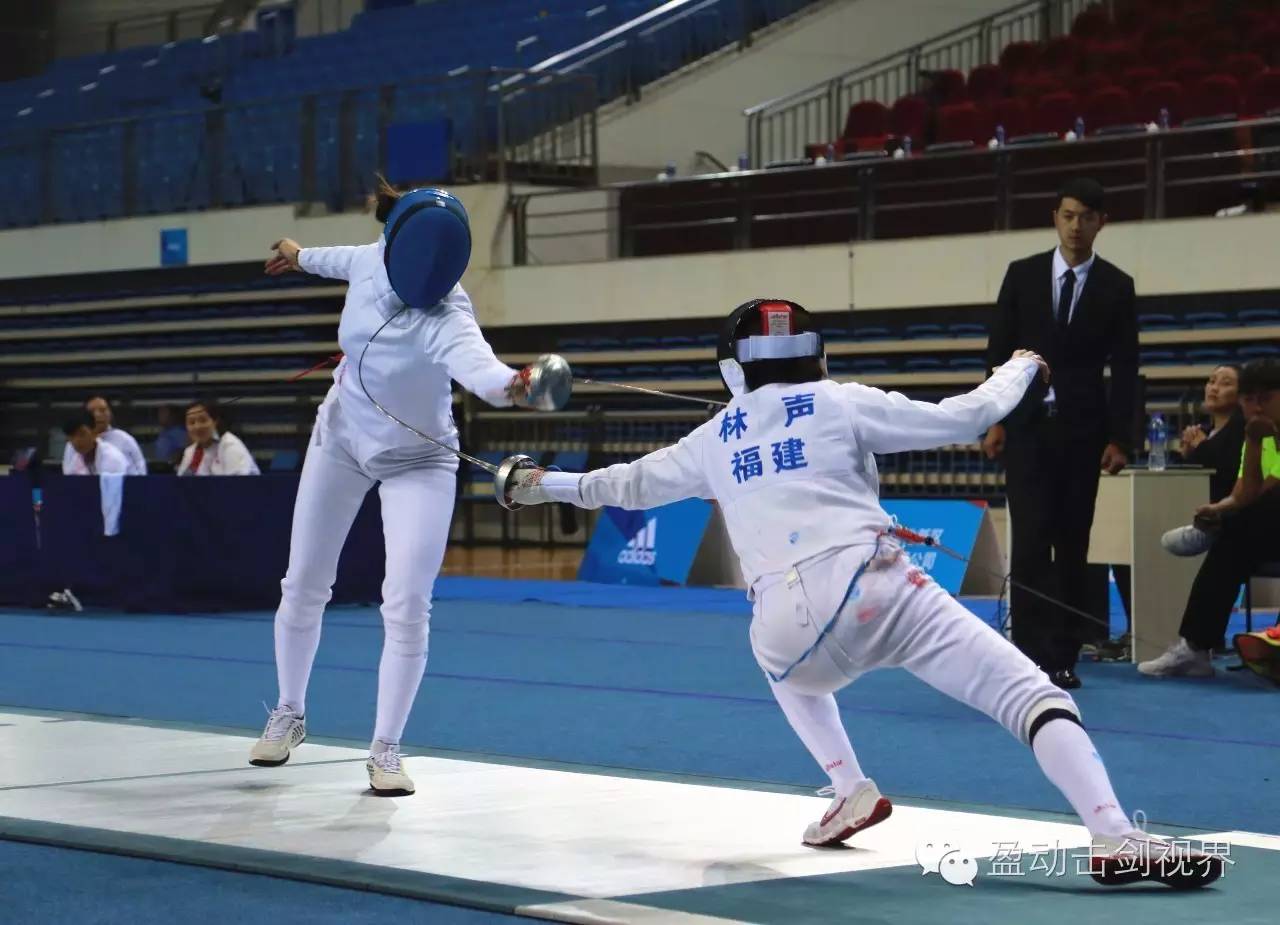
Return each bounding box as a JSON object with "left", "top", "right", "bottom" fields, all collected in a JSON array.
[{"left": 374, "top": 173, "right": 401, "bottom": 224}]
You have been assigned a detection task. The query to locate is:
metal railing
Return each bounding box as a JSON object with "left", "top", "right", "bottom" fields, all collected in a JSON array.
[
  {"left": 744, "top": 0, "right": 1102, "bottom": 167},
  {"left": 0, "top": 68, "right": 597, "bottom": 228},
  {"left": 509, "top": 117, "right": 1280, "bottom": 265},
  {"left": 506, "top": 0, "right": 825, "bottom": 107}
]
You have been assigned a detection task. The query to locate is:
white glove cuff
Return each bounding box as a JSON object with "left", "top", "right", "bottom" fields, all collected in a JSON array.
[{"left": 539, "top": 471, "right": 584, "bottom": 504}]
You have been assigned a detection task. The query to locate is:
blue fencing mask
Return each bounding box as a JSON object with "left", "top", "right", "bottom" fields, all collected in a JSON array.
[{"left": 382, "top": 187, "right": 472, "bottom": 308}]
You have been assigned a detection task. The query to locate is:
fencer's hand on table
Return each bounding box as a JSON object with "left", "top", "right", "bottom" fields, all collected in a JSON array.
[
  {"left": 265, "top": 238, "right": 302, "bottom": 275},
  {"left": 1100, "top": 443, "right": 1128, "bottom": 475},
  {"left": 506, "top": 466, "right": 553, "bottom": 506}
]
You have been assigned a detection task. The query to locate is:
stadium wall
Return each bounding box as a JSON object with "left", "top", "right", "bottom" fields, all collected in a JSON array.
[
  {"left": 595, "top": 0, "right": 1014, "bottom": 174},
  {"left": 1, "top": 195, "right": 1276, "bottom": 327}
]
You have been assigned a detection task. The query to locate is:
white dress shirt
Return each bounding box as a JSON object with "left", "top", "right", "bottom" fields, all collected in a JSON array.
[
  {"left": 177, "top": 432, "right": 260, "bottom": 476},
  {"left": 62, "top": 439, "right": 128, "bottom": 536},
  {"left": 1046, "top": 247, "right": 1096, "bottom": 403},
  {"left": 62, "top": 426, "right": 147, "bottom": 476}
]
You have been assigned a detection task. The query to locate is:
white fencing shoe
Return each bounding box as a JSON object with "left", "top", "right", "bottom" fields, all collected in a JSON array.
[
  {"left": 1137, "top": 638, "right": 1214, "bottom": 678},
  {"left": 367, "top": 743, "right": 415, "bottom": 796},
  {"left": 248, "top": 705, "right": 306, "bottom": 767},
  {"left": 1160, "top": 525, "right": 1213, "bottom": 557},
  {"left": 803, "top": 778, "right": 892, "bottom": 847}
]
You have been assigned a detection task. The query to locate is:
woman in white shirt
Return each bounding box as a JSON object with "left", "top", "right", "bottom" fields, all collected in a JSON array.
[
  {"left": 176, "top": 399, "right": 260, "bottom": 476},
  {"left": 248, "top": 182, "right": 553, "bottom": 796}
]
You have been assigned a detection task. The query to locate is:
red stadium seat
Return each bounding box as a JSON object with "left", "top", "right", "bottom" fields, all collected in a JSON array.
[
  {"left": 936, "top": 101, "right": 992, "bottom": 145},
  {"left": 999, "top": 41, "right": 1042, "bottom": 75},
  {"left": 1198, "top": 31, "right": 1239, "bottom": 66},
  {"left": 930, "top": 69, "right": 968, "bottom": 104},
  {"left": 1185, "top": 74, "right": 1241, "bottom": 121},
  {"left": 1246, "top": 26, "right": 1280, "bottom": 65},
  {"left": 1223, "top": 53, "right": 1267, "bottom": 84},
  {"left": 889, "top": 94, "right": 929, "bottom": 142},
  {"left": 1041, "top": 36, "right": 1082, "bottom": 75},
  {"left": 1072, "top": 6, "right": 1111, "bottom": 40},
  {"left": 1171, "top": 59, "right": 1211, "bottom": 89},
  {"left": 1144, "top": 37, "right": 1193, "bottom": 68},
  {"left": 1245, "top": 68, "right": 1280, "bottom": 115},
  {"left": 1076, "top": 72, "right": 1116, "bottom": 99},
  {"left": 990, "top": 96, "right": 1030, "bottom": 137},
  {"left": 1082, "top": 40, "right": 1136, "bottom": 75},
  {"left": 1012, "top": 71, "right": 1060, "bottom": 101},
  {"left": 842, "top": 100, "right": 889, "bottom": 140},
  {"left": 1120, "top": 66, "right": 1161, "bottom": 89},
  {"left": 1085, "top": 86, "right": 1136, "bottom": 131},
  {"left": 1029, "top": 90, "right": 1080, "bottom": 136},
  {"left": 1135, "top": 80, "right": 1184, "bottom": 124},
  {"left": 966, "top": 64, "right": 1006, "bottom": 103}
]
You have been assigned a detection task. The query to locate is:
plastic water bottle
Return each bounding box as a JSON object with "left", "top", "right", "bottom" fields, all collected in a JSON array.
[
  {"left": 1158, "top": 107, "right": 1170, "bottom": 130},
  {"left": 825, "top": 142, "right": 835, "bottom": 163},
  {"left": 995, "top": 123, "right": 1006, "bottom": 146},
  {"left": 1074, "top": 116, "right": 1085, "bottom": 139},
  {"left": 664, "top": 162, "right": 676, "bottom": 178},
  {"left": 1148, "top": 413, "right": 1168, "bottom": 471},
  {"left": 902, "top": 135, "right": 912, "bottom": 156},
  {"left": 738, "top": 153, "right": 749, "bottom": 170}
]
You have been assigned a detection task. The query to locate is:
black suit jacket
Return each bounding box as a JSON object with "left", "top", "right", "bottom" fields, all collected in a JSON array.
[{"left": 986, "top": 249, "right": 1139, "bottom": 451}]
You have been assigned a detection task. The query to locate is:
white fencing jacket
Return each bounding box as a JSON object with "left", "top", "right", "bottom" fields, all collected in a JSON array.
[
  {"left": 540, "top": 357, "right": 1040, "bottom": 594},
  {"left": 299, "top": 239, "right": 515, "bottom": 471},
  {"left": 62, "top": 439, "right": 129, "bottom": 537},
  {"left": 62, "top": 426, "right": 146, "bottom": 476},
  {"left": 176, "top": 432, "right": 260, "bottom": 476}
]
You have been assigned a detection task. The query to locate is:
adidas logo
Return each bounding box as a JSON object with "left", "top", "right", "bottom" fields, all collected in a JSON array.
[{"left": 617, "top": 518, "right": 658, "bottom": 566}]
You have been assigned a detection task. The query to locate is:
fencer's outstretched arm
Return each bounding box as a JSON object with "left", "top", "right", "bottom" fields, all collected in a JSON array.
[
  {"left": 429, "top": 289, "right": 519, "bottom": 408},
  {"left": 513, "top": 430, "right": 712, "bottom": 510},
  {"left": 296, "top": 243, "right": 370, "bottom": 281},
  {"left": 843, "top": 355, "right": 1042, "bottom": 455}
]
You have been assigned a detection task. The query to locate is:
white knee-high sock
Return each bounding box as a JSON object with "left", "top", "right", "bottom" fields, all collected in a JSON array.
[
  {"left": 274, "top": 587, "right": 326, "bottom": 715},
  {"left": 1031, "top": 718, "right": 1132, "bottom": 837},
  {"left": 769, "top": 680, "right": 865, "bottom": 795},
  {"left": 372, "top": 613, "right": 429, "bottom": 746}
]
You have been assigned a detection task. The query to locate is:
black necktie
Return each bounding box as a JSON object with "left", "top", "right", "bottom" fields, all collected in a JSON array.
[{"left": 1057, "top": 269, "right": 1075, "bottom": 339}]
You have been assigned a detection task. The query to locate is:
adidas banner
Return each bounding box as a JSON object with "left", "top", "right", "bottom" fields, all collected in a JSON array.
[
  {"left": 577, "top": 499, "right": 713, "bottom": 586},
  {"left": 881, "top": 499, "right": 991, "bottom": 595}
]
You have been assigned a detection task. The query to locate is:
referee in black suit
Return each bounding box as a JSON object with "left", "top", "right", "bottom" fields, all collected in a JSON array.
[{"left": 983, "top": 178, "right": 1139, "bottom": 690}]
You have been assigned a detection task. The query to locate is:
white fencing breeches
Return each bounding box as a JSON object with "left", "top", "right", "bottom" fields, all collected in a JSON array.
[
  {"left": 273, "top": 433, "right": 455, "bottom": 745},
  {"left": 750, "top": 544, "right": 1074, "bottom": 744}
]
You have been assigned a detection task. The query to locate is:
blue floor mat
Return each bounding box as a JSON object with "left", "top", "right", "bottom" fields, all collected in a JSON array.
[{"left": 2, "top": 578, "right": 1277, "bottom": 836}]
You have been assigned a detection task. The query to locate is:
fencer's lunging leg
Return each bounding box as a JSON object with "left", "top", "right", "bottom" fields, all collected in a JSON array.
[
  {"left": 274, "top": 442, "right": 374, "bottom": 713},
  {"left": 371, "top": 465, "right": 456, "bottom": 747},
  {"left": 768, "top": 680, "right": 865, "bottom": 795},
  {"left": 888, "top": 577, "right": 1132, "bottom": 837}
]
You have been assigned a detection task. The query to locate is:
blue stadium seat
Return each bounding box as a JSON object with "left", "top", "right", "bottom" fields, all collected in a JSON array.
[
  {"left": 1137, "top": 313, "right": 1178, "bottom": 329},
  {"left": 1238, "top": 309, "right": 1280, "bottom": 326},
  {"left": 904, "top": 324, "right": 944, "bottom": 338},
  {"left": 1187, "top": 311, "right": 1228, "bottom": 328},
  {"left": 1139, "top": 349, "right": 1179, "bottom": 365},
  {"left": 947, "top": 323, "right": 987, "bottom": 336}
]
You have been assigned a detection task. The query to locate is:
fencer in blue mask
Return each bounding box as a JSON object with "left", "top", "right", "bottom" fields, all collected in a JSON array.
[{"left": 254, "top": 180, "right": 567, "bottom": 795}]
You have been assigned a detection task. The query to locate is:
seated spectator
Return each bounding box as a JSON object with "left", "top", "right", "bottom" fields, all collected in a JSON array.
[
  {"left": 1138, "top": 358, "right": 1280, "bottom": 678},
  {"left": 61, "top": 395, "right": 147, "bottom": 476},
  {"left": 153, "top": 404, "right": 189, "bottom": 464},
  {"left": 62, "top": 412, "right": 130, "bottom": 476},
  {"left": 1098, "top": 365, "right": 1247, "bottom": 659},
  {"left": 177, "top": 399, "right": 260, "bottom": 476}
]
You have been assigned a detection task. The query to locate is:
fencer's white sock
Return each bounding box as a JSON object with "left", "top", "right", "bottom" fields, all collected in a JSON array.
[
  {"left": 372, "top": 632, "right": 428, "bottom": 746},
  {"left": 769, "top": 680, "right": 866, "bottom": 795},
  {"left": 1031, "top": 718, "right": 1132, "bottom": 838},
  {"left": 274, "top": 616, "right": 322, "bottom": 716}
]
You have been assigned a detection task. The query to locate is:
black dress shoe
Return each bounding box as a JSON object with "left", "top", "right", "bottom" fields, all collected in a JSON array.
[{"left": 1050, "top": 668, "right": 1082, "bottom": 690}]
